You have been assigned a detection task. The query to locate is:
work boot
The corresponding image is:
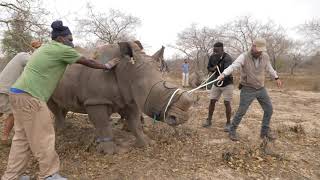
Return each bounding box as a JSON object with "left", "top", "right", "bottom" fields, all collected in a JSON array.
[
  {"left": 228, "top": 126, "right": 240, "bottom": 141},
  {"left": 224, "top": 123, "right": 231, "bottom": 132},
  {"left": 45, "top": 173, "right": 67, "bottom": 180},
  {"left": 260, "top": 128, "right": 276, "bottom": 141},
  {"left": 202, "top": 118, "right": 212, "bottom": 128},
  {"left": 19, "top": 175, "right": 30, "bottom": 180}
]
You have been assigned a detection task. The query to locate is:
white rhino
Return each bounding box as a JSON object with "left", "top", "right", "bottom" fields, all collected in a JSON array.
[{"left": 48, "top": 41, "right": 193, "bottom": 154}]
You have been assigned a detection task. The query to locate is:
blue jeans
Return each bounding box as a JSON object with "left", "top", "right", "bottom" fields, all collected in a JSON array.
[{"left": 230, "top": 86, "right": 273, "bottom": 134}]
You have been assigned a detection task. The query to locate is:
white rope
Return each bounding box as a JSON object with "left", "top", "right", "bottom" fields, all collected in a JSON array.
[
  {"left": 163, "top": 76, "right": 220, "bottom": 120},
  {"left": 162, "top": 65, "right": 224, "bottom": 120},
  {"left": 216, "top": 66, "right": 224, "bottom": 87},
  {"left": 187, "top": 78, "right": 220, "bottom": 94},
  {"left": 200, "top": 66, "right": 224, "bottom": 90},
  {"left": 201, "top": 72, "right": 216, "bottom": 90},
  {"left": 163, "top": 88, "right": 181, "bottom": 121},
  {"left": 200, "top": 71, "right": 216, "bottom": 86}
]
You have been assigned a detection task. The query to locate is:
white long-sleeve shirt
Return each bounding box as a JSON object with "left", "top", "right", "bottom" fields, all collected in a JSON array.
[
  {"left": 0, "top": 52, "right": 30, "bottom": 94},
  {"left": 223, "top": 53, "right": 278, "bottom": 79}
]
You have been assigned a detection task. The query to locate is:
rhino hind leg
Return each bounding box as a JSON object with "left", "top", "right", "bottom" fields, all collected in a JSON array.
[
  {"left": 47, "top": 99, "right": 68, "bottom": 130},
  {"left": 86, "top": 105, "right": 117, "bottom": 154}
]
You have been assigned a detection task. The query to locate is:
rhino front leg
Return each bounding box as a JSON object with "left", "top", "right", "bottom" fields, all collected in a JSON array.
[
  {"left": 126, "top": 106, "right": 153, "bottom": 147},
  {"left": 86, "top": 105, "right": 116, "bottom": 154}
]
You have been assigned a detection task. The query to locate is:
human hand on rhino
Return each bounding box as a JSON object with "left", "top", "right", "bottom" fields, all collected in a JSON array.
[
  {"left": 76, "top": 57, "right": 120, "bottom": 70},
  {"left": 104, "top": 58, "right": 120, "bottom": 70},
  {"left": 50, "top": 41, "right": 194, "bottom": 155}
]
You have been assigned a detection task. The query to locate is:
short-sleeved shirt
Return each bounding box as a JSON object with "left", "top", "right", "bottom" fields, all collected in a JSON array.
[
  {"left": 12, "top": 41, "right": 81, "bottom": 102},
  {"left": 182, "top": 63, "right": 189, "bottom": 73},
  {"left": 207, "top": 52, "right": 233, "bottom": 87},
  {"left": 0, "top": 52, "right": 30, "bottom": 94}
]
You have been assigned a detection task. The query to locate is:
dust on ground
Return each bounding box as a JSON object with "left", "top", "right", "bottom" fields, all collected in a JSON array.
[{"left": 1, "top": 89, "right": 319, "bottom": 180}]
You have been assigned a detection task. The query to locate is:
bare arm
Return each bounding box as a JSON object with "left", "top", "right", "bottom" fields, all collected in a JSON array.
[
  {"left": 208, "top": 65, "right": 217, "bottom": 72},
  {"left": 76, "top": 57, "right": 119, "bottom": 70}
]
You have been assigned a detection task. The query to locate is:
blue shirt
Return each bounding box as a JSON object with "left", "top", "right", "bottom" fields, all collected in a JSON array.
[{"left": 182, "top": 63, "right": 189, "bottom": 73}]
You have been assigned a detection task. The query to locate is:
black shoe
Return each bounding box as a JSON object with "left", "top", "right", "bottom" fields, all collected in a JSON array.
[
  {"left": 202, "top": 118, "right": 212, "bottom": 128},
  {"left": 261, "top": 130, "right": 276, "bottom": 141},
  {"left": 224, "top": 123, "right": 231, "bottom": 132},
  {"left": 229, "top": 128, "right": 240, "bottom": 141}
]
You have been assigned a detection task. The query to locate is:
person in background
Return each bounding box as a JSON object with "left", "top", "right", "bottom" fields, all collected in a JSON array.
[
  {"left": 0, "top": 40, "right": 42, "bottom": 145},
  {"left": 182, "top": 59, "right": 189, "bottom": 87}
]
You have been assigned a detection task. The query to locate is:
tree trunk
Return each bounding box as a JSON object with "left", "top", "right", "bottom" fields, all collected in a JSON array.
[
  {"left": 290, "top": 64, "right": 297, "bottom": 75},
  {"left": 272, "top": 54, "right": 277, "bottom": 70},
  {"left": 290, "top": 67, "right": 294, "bottom": 75}
]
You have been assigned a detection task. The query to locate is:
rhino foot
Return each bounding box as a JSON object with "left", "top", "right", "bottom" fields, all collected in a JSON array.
[
  {"left": 55, "top": 122, "right": 72, "bottom": 134},
  {"left": 121, "top": 121, "right": 130, "bottom": 132},
  {"left": 97, "top": 141, "right": 117, "bottom": 154},
  {"left": 134, "top": 135, "right": 155, "bottom": 148}
]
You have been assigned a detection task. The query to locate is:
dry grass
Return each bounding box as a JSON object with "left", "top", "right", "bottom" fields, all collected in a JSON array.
[
  {"left": 169, "top": 71, "right": 320, "bottom": 92},
  {"left": 0, "top": 73, "right": 319, "bottom": 179},
  {"left": 265, "top": 73, "right": 320, "bottom": 92}
]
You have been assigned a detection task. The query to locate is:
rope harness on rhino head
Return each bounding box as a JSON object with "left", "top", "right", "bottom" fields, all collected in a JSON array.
[
  {"left": 143, "top": 81, "right": 186, "bottom": 122},
  {"left": 162, "top": 66, "right": 223, "bottom": 120},
  {"left": 143, "top": 66, "right": 222, "bottom": 122}
]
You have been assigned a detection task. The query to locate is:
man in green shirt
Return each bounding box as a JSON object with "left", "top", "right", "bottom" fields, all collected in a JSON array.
[{"left": 1, "top": 20, "right": 119, "bottom": 180}]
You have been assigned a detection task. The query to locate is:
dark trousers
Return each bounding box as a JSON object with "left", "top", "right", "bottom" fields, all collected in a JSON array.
[{"left": 230, "top": 86, "right": 273, "bottom": 134}]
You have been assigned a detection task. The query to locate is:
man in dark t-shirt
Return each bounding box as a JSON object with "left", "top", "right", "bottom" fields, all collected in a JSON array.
[{"left": 203, "top": 42, "right": 234, "bottom": 132}]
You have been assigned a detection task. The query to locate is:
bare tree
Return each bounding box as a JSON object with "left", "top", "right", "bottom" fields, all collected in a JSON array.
[
  {"left": 170, "top": 24, "right": 222, "bottom": 71},
  {"left": 287, "top": 40, "right": 308, "bottom": 75},
  {"left": 0, "top": 0, "right": 49, "bottom": 39},
  {"left": 220, "top": 16, "right": 291, "bottom": 69},
  {"left": 260, "top": 22, "right": 291, "bottom": 69},
  {"left": 298, "top": 18, "right": 320, "bottom": 53},
  {"left": 220, "top": 16, "right": 261, "bottom": 55},
  {"left": 0, "top": 0, "right": 49, "bottom": 59},
  {"left": 75, "top": 3, "right": 141, "bottom": 44}
]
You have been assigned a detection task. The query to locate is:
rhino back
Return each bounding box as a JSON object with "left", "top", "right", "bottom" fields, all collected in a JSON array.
[{"left": 51, "top": 64, "right": 122, "bottom": 113}]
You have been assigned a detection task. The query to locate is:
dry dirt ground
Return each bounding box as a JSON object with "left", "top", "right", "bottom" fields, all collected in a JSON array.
[{"left": 1, "top": 88, "right": 319, "bottom": 180}]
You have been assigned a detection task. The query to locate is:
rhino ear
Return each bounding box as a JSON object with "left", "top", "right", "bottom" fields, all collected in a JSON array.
[
  {"left": 134, "top": 40, "right": 144, "bottom": 50},
  {"left": 118, "top": 42, "right": 133, "bottom": 58},
  {"left": 152, "top": 46, "right": 165, "bottom": 62},
  {"left": 152, "top": 46, "right": 169, "bottom": 72}
]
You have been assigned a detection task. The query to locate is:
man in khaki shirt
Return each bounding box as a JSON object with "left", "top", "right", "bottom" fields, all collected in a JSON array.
[
  {"left": 218, "top": 38, "right": 282, "bottom": 141},
  {"left": 0, "top": 40, "right": 42, "bottom": 145}
]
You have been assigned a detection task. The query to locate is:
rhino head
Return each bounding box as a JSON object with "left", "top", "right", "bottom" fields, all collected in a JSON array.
[{"left": 94, "top": 41, "right": 193, "bottom": 126}]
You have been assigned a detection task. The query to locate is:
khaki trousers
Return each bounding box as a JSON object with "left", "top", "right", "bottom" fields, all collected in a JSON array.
[
  {"left": 182, "top": 73, "right": 189, "bottom": 87},
  {"left": 1, "top": 93, "right": 59, "bottom": 180}
]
